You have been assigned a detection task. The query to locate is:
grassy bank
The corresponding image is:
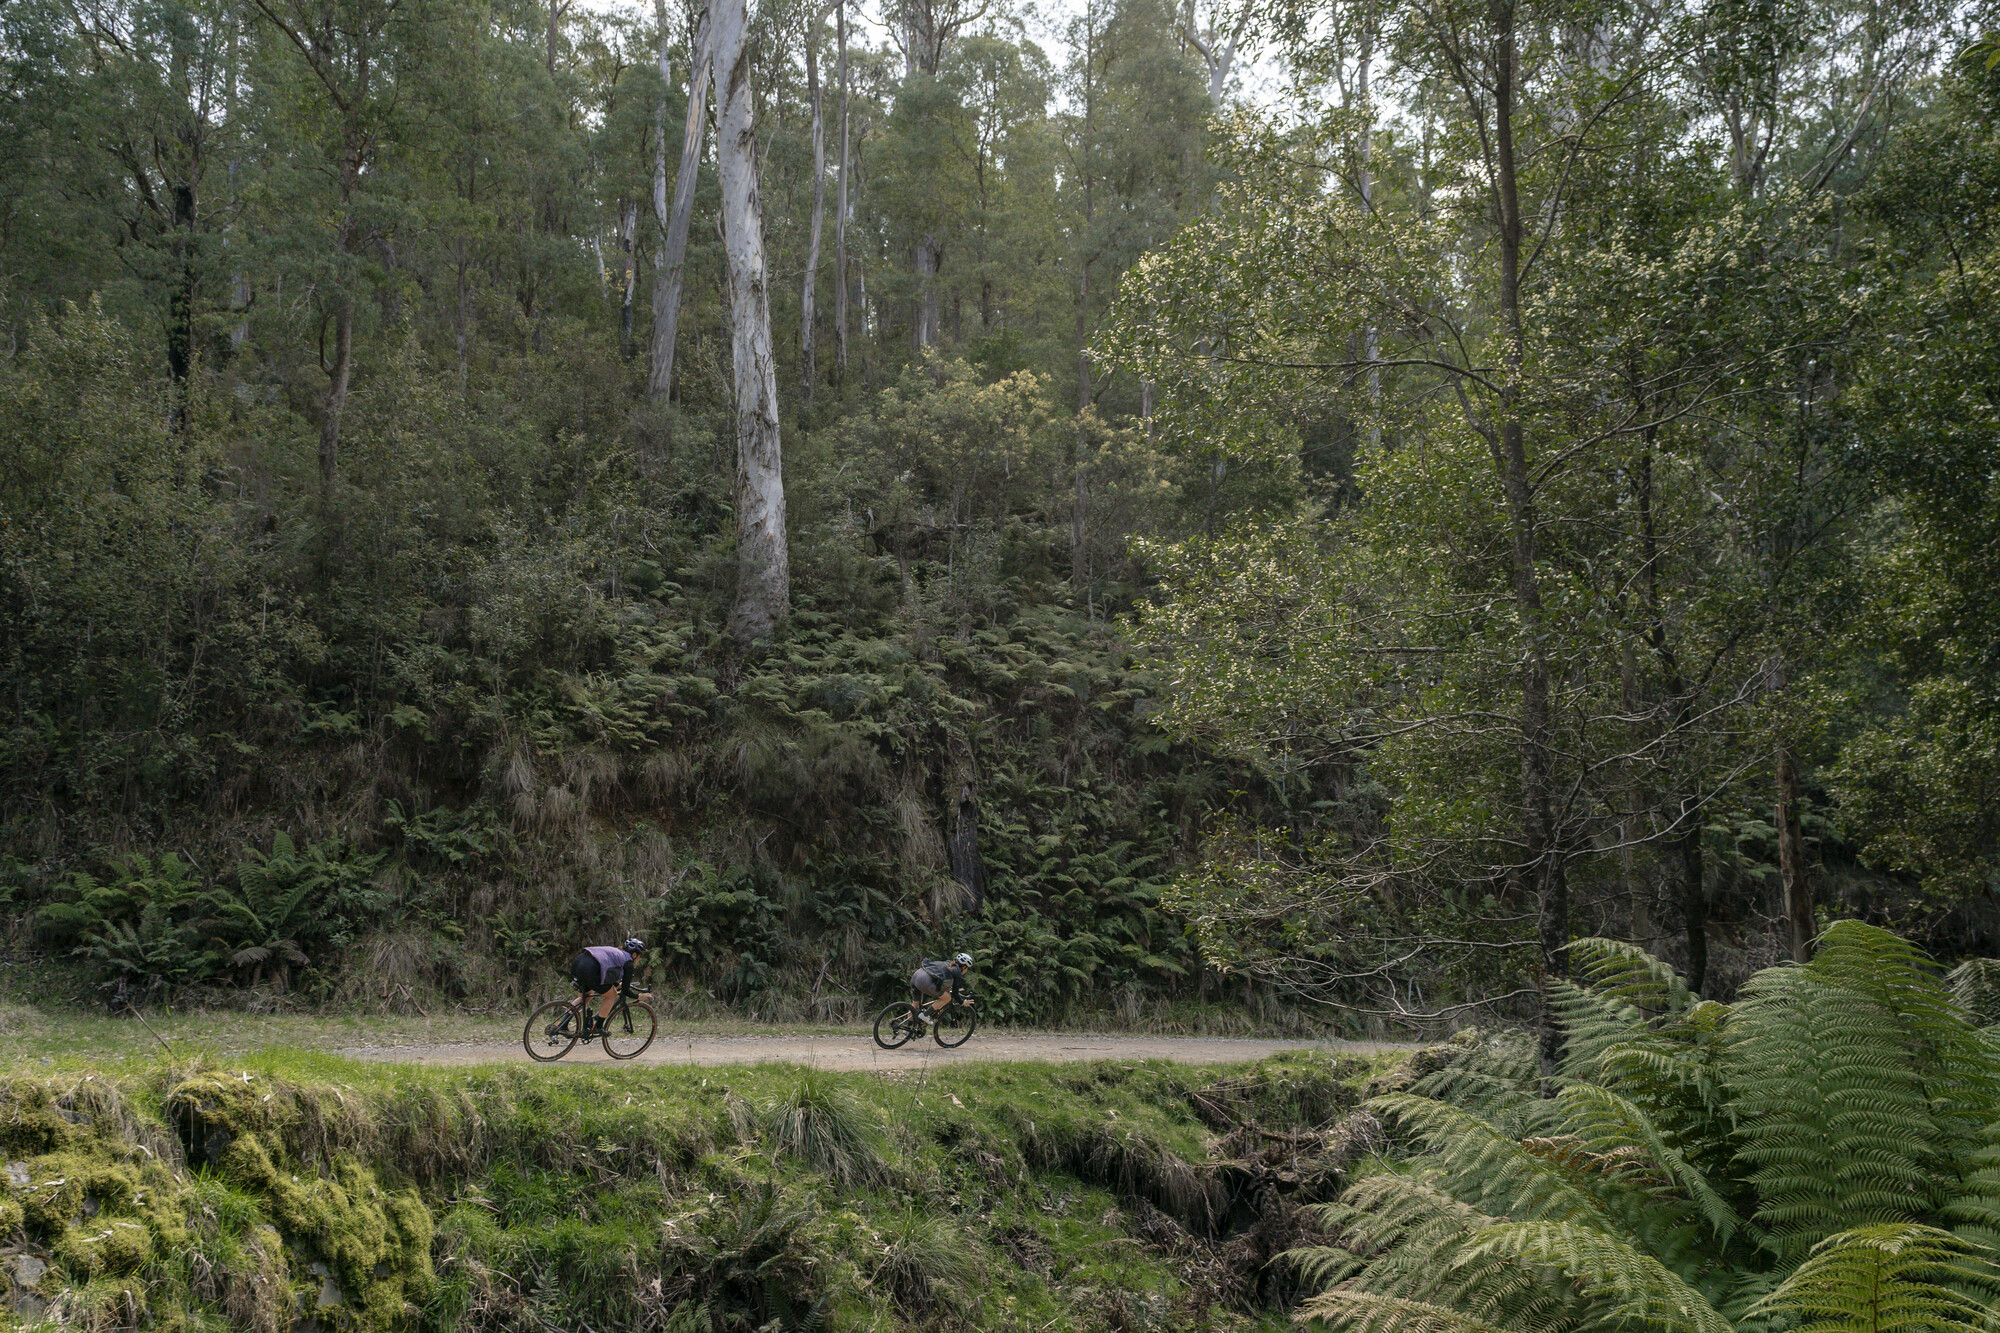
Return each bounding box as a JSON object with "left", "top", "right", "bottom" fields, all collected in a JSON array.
[{"left": 0, "top": 1044, "right": 1414, "bottom": 1331}]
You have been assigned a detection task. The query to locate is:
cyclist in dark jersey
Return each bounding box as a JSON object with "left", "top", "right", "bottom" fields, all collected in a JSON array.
[
  {"left": 571, "top": 939, "right": 647, "bottom": 1034},
  {"left": 909, "top": 953, "right": 973, "bottom": 1025}
]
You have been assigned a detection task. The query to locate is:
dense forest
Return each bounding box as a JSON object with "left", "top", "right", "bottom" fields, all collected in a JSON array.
[{"left": 0, "top": 0, "right": 1995, "bottom": 1037}]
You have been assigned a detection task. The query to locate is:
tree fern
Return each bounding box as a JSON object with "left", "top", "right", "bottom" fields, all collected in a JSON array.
[
  {"left": 1311, "top": 1175, "right": 1590, "bottom": 1333},
  {"left": 1294, "top": 924, "right": 2000, "bottom": 1333},
  {"left": 1556, "top": 938, "right": 1699, "bottom": 1080}
]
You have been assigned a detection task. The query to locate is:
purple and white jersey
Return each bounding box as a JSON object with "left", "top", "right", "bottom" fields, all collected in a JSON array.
[{"left": 585, "top": 945, "right": 633, "bottom": 981}]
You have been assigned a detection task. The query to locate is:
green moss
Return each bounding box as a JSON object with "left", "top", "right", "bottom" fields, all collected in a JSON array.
[{"left": 216, "top": 1134, "right": 432, "bottom": 1330}]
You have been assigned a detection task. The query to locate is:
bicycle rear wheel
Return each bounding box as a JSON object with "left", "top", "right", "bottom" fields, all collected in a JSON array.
[
  {"left": 873, "top": 1001, "right": 919, "bottom": 1049},
  {"left": 933, "top": 1001, "right": 976, "bottom": 1049},
  {"left": 524, "top": 1000, "right": 580, "bottom": 1062},
  {"left": 603, "top": 1000, "right": 657, "bottom": 1059}
]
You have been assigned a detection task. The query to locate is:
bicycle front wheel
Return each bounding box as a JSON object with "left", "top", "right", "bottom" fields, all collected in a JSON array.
[
  {"left": 873, "top": 1001, "right": 919, "bottom": 1049},
  {"left": 524, "top": 1000, "right": 580, "bottom": 1062},
  {"left": 933, "top": 1002, "right": 977, "bottom": 1049},
  {"left": 603, "top": 1000, "right": 657, "bottom": 1059}
]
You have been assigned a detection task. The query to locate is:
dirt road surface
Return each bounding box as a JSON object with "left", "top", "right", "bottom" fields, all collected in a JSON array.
[{"left": 338, "top": 1032, "right": 1410, "bottom": 1071}]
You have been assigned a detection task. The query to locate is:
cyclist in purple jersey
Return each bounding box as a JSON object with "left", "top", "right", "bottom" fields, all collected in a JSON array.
[{"left": 570, "top": 939, "right": 647, "bottom": 1034}]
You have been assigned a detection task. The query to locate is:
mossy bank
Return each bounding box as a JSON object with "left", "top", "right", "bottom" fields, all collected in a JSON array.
[{"left": 0, "top": 1047, "right": 1409, "bottom": 1331}]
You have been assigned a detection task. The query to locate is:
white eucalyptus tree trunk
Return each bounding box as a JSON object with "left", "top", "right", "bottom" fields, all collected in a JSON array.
[
  {"left": 800, "top": 0, "right": 837, "bottom": 409},
  {"left": 834, "top": 0, "right": 849, "bottom": 376},
  {"left": 712, "top": 0, "right": 789, "bottom": 642},
  {"left": 650, "top": 1, "right": 711, "bottom": 403}
]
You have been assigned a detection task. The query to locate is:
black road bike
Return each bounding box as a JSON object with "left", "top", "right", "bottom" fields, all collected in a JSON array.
[
  {"left": 523, "top": 986, "right": 657, "bottom": 1062},
  {"left": 873, "top": 991, "right": 976, "bottom": 1050}
]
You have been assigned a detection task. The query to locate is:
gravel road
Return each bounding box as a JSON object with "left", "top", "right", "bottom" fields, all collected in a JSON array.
[{"left": 337, "top": 1032, "right": 1411, "bottom": 1071}]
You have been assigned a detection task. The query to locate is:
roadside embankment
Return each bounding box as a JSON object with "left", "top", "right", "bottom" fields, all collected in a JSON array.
[{"left": 0, "top": 1041, "right": 1451, "bottom": 1331}]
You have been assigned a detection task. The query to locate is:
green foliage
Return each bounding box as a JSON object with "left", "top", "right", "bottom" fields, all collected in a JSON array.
[
  {"left": 31, "top": 836, "right": 393, "bottom": 993},
  {"left": 35, "top": 854, "right": 218, "bottom": 989},
  {"left": 228, "top": 832, "right": 389, "bottom": 961},
  {"left": 1291, "top": 925, "right": 2000, "bottom": 1333},
  {"left": 653, "top": 862, "right": 785, "bottom": 1001}
]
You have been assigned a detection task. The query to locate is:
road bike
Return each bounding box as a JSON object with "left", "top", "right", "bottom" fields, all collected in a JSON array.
[
  {"left": 523, "top": 986, "right": 657, "bottom": 1062},
  {"left": 872, "top": 991, "right": 976, "bottom": 1050}
]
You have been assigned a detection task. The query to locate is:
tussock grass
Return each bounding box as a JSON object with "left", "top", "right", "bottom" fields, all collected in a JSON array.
[
  {"left": 762, "top": 1067, "right": 889, "bottom": 1187},
  {"left": 871, "top": 1207, "right": 982, "bottom": 1315}
]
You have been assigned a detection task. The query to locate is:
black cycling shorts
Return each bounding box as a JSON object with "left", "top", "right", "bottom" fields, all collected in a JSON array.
[{"left": 571, "top": 952, "right": 620, "bottom": 993}]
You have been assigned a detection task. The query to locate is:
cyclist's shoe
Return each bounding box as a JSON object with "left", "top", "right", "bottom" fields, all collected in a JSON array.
[{"left": 920, "top": 1009, "right": 937, "bottom": 1026}]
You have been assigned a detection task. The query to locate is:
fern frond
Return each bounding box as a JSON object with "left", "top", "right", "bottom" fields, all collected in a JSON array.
[
  {"left": 1809, "top": 925, "right": 1992, "bottom": 1112},
  {"left": 1296, "top": 1290, "right": 1517, "bottom": 1333},
  {"left": 1367, "top": 1094, "right": 1614, "bottom": 1230},
  {"left": 1320, "top": 1174, "right": 1581, "bottom": 1333},
  {"left": 1462, "top": 1220, "right": 1737, "bottom": 1333},
  {"left": 1411, "top": 1033, "right": 1542, "bottom": 1115},
  {"left": 1569, "top": 938, "right": 1695, "bottom": 1015},
  {"left": 1948, "top": 959, "right": 2000, "bottom": 1028},
  {"left": 1552, "top": 978, "right": 1655, "bottom": 1082},
  {"left": 1554, "top": 1082, "right": 1744, "bottom": 1247},
  {"left": 1597, "top": 1042, "right": 1722, "bottom": 1110},
  {"left": 1319, "top": 1171, "right": 1501, "bottom": 1253},
  {"left": 1729, "top": 930, "right": 1996, "bottom": 1254},
  {"left": 1751, "top": 1224, "right": 2000, "bottom": 1333},
  {"left": 1287, "top": 1243, "right": 1371, "bottom": 1289}
]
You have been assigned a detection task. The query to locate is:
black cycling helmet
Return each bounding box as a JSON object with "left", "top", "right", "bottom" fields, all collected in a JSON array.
[{"left": 624, "top": 937, "right": 646, "bottom": 955}]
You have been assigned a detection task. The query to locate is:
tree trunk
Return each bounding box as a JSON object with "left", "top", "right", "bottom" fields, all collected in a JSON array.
[
  {"left": 914, "top": 238, "right": 939, "bottom": 350},
  {"left": 1487, "top": 0, "right": 1567, "bottom": 1083},
  {"left": 834, "top": 0, "right": 849, "bottom": 377},
  {"left": 801, "top": 1, "right": 835, "bottom": 408},
  {"left": 1075, "top": 16, "right": 1095, "bottom": 407},
  {"left": 1181, "top": 1, "right": 1249, "bottom": 108},
  {"left": 650, "top": 19, "right": 668, "bottom": 382},
  {"left": 619, "top": 199, "right": 638, "bottom": 358},
  {"left": 712, "top": 0, "right": 789, "bottom": 643},
  {"left": 320, "top": 296, "right": 353, "bottom": 489},
  {"left": 948, "top": 737, "right": 986, "bottom": 911},
  {"left": 1071, "top": 434, "right": 1088, "bottom": 592},
  {"left": 650, "top": 6, "right": 711, "bottom": 403},
  {"left": 546, "top": 0, "right": 568, "bottom": 75},
  {"left": 1075, "top": 259, "right": 1091, "bottom": 409},
  {"left": 1776, "top": 748, "right": 1814, "bottom": 962},
  {"left": 1356, "top": 27, "right": 1380, "bottom": 453},
  {"left": 1633, "top": 441, "right": 1710, "bottom": 986},
  {"left": 1678, "top": 819, "right": 1707, "bottom": 996},
  {"left": 167, "top": 175, "right": 198, "bottom": 431}
]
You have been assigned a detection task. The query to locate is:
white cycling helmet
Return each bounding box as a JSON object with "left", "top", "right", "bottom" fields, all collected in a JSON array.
[{"left": 954, "top": 952, "right": 973, "bottom": 968}]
